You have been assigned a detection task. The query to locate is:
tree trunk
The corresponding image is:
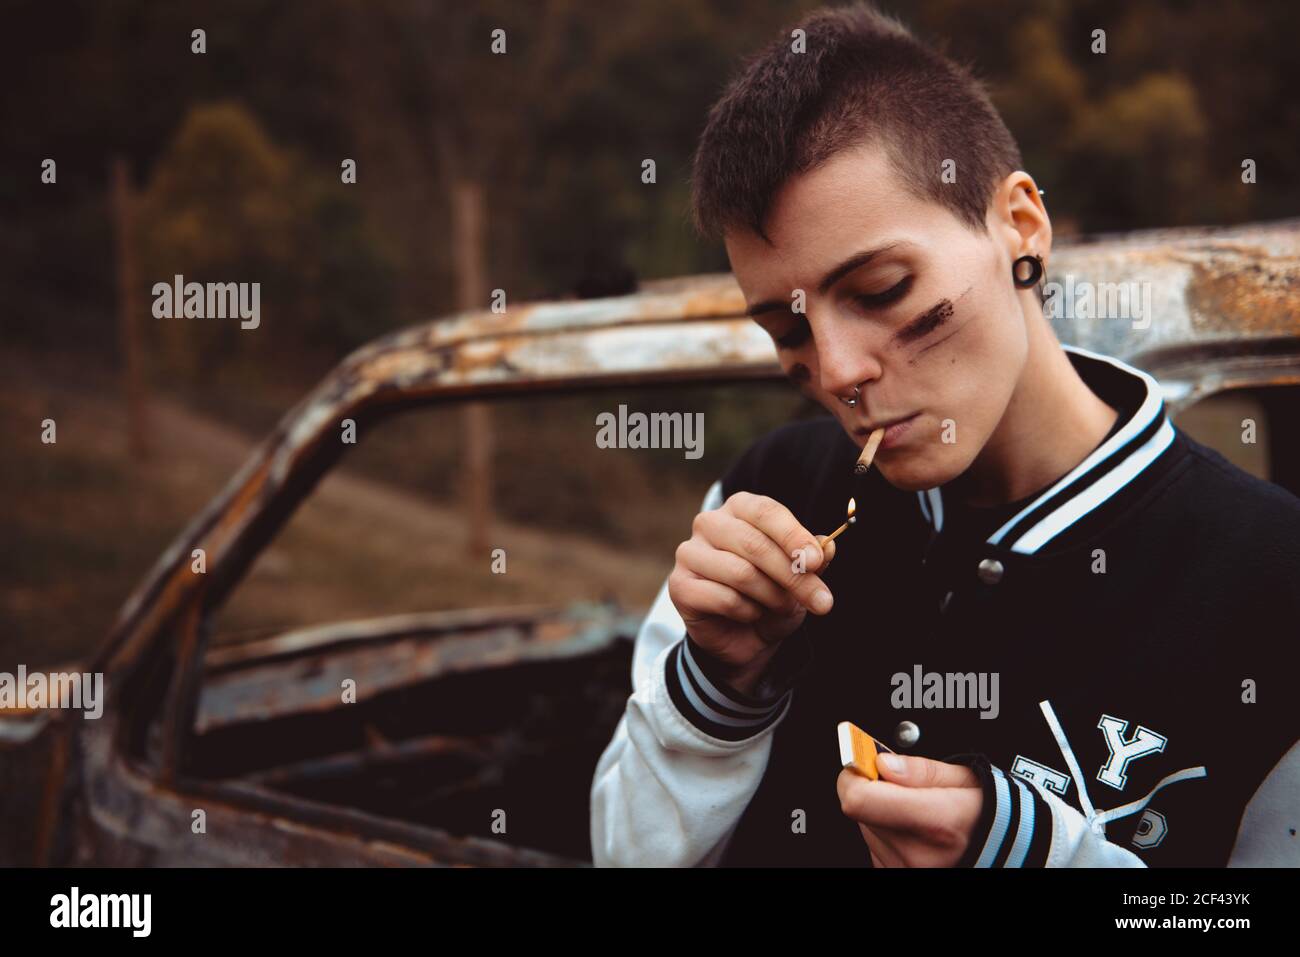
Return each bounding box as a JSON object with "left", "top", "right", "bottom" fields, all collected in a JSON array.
[
  {"left": 452, "top": 178, "right": 494, "bottom": 556},
  {"left": 110, "top": 156, "right": 150, "bottom": 460}
]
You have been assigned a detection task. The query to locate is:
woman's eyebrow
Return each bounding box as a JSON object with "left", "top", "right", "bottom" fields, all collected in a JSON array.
[
  {"left": 816, "top": 241, "right": 903, "bottom": 294},
  {"left": 744, "top": 240, "right": 909, "bottom": 317}
]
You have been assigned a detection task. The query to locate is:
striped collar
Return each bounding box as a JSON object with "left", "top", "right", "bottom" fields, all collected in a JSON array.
[{"left": 916, "top": 345, "right": 1177, "bottom": 555}]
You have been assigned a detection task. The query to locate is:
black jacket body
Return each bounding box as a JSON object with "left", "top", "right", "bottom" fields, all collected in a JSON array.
[{"left": 709, "top": 349, "right": 1300, "bottom": 867}]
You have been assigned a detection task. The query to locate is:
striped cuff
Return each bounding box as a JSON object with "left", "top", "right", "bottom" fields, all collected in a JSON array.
[
  {"left": 662, "top": 636, "right": 792, "bottom": 742},
  {"left": 954, "top": 757, "right": 1053, "bottom": 868}
]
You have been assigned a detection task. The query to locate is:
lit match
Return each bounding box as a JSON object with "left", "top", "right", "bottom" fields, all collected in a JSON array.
[{"left": 820, "top": 497, "right": 856, "bottom": 546}]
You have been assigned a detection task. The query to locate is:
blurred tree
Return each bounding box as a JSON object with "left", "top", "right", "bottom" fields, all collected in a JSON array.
[
  {"left": 135, "top": 100, "right": 398, "bottom": 383},
  {"left": 110, "top": 157, "right": 151, "bottom": 460},
  {"left": 1065, "top": 72, "right": 1208, "bottom": 229},
  {"left": 3, "top": 0, "right": 1299, "bottom": 384},
  {"left": 330, "top": 0, "right": 814, "bottom": 549},
  {"left": 135, "top": 102, "right": 296, "bottom": 381},
  {"left": 139, "top": 102, "right": 295, "bottom": 271}
]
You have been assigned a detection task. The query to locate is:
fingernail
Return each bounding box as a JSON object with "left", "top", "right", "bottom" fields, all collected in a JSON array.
[
  {"left": 877, "top": 753, "right": 903, "bottom": 775},
  {"left": 811, "top": 588, "right": 833, "bottom": 614}
]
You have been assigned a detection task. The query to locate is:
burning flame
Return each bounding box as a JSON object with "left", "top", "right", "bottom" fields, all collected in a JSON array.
[{"left": 847, "top": 497, "right": 856, "bottom": 521}]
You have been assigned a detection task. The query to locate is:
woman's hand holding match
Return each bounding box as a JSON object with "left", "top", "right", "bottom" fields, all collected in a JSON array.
[{"left": 669, "top": 491, "right": 834, "bottom": 697}]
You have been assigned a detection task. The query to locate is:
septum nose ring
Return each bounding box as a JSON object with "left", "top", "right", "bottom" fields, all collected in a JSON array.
[{"left": 840, "top": 386, "right": 860, "bottom": 408}]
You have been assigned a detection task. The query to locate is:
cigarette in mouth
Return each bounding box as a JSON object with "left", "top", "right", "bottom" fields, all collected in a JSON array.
[{"left": 853, "top": 426, "right": 887, "bottom": 475}]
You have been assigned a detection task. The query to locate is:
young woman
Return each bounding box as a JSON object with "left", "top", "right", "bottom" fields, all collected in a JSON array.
[{"left": 591, "top": 3, "right": 1299, "bottom": 867}]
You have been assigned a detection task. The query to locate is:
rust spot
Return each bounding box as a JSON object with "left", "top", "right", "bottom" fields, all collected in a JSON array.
[{"left": 1189, "top": 258, "right": 1300, "bottom": 336}]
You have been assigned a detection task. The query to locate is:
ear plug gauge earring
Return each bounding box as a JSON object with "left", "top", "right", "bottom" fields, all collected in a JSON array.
[{"left": 1012, "top": 254, "right": 1044, "bottom": 288}]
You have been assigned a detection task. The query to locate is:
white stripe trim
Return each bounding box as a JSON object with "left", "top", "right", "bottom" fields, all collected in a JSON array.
[
  {"left": 975, "top": 767, "right": 1013, "bottom": 868},
  {"left": 1040, "top": 699, "right": 1097, "bottom": 820},
  {"left": 701, "top": 479, "right": 724, "bottom": 512},
  {"left": 1093, "top": 766, "right": 1208, "bottom": 826},
  {"left": 927, "top": 487, "right": 944, "bottom": 531},
  {"left": 984, "top": 345, "right": 1167, "bottom": 552},
  {"left": 681, "top": 638, "right": 781, "bottom": 716},
  {"left": 673, "top": 646, "right": 772, "bottom": 728},
  {"left": 910, "top": 347, "right": 1171, "bottom": 553},
  {"left": 1004, "top": 778, "right": 1036, "bottom": 867},
  {"left": 1011, "top": 418, "right": 1175, "bottom": 554}
]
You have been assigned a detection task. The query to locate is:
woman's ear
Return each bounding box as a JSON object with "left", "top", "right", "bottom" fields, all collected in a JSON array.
[{"left": 988, "top": 170, "right": 1052, "bottom": 265}]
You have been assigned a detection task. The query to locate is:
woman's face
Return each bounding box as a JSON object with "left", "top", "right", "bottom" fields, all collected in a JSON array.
[{"left": 725, "top": 143, "right": 1036, "bottom": 492}]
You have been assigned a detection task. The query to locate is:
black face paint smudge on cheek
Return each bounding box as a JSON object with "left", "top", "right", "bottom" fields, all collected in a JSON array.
[
  {"left": 896, "top": 299, "right": 954, "bottom": 345},
  {"left": 785, "top": 362, "right": 821, "bottom": 400},
  {"left": 910, "top": 324, "right": 961, "bottom": 364},
  {"left": 903, "top": 286, "right": 975, "bottom": 364}
]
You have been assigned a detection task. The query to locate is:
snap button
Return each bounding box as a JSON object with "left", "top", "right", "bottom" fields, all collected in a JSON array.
[
  {"left": 894, "top": 720, "right": 921, "bottom": 748},
  {"left": 939, "top": 590, "right": 953, "bottom": 614},
  {"left": 977, "top": 558, "right": 1005, "bottom": 585}
]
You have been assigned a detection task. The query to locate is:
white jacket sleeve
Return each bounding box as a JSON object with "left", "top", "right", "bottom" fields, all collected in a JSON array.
[
  {"left": 972, "top": 744, "right": 1300, "bottom": 867},
  {"left": 590, "top": 480, "right": 794, "bottom": 867},
  {"left": 1228, "top": 738, "right": 1300, "bottom": 867},
  {"left": 964, "top": 764, "right": 1147, "bottom": 868}
]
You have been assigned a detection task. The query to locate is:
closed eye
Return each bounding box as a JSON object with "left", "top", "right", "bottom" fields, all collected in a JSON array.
[
  {"left": 770, "top": 275, "right": 911, "bottom": 349},
  {"left": 775, "top": 320, "right": 810, "bottom": 349},
  {"left": 854, "top": 276, "right": 912, "bottom": 310}
]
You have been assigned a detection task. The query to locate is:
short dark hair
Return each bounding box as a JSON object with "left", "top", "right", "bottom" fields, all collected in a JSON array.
[{"left": 691, "top": 3, "right": 1023, "bottom": 241}]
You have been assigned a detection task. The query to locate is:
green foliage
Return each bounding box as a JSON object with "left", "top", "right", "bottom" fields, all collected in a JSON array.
[
  {"left": 136, "top": 101, "right": 397, "bottom": 379},
  {"left": 138, "top": 101, "right": 296, "bottom": 273},
  {"left": 1065, "top": 73, "right": 1209, "bottom": 227},
  {"left": 5, "top": 0, "right": 1300, "bottom": 376}
]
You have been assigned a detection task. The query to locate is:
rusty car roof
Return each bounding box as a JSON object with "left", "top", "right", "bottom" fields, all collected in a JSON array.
[{"left": 96, "top": 218, "right": 1300, "bottom": 683}]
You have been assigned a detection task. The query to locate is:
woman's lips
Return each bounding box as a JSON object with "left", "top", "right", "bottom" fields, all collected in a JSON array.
[
  {"left": 858, "top": 413, "right": 920, "bottom": 451},
  {"left": 880, "top": 414, "right": 918, "bottom": 449}
]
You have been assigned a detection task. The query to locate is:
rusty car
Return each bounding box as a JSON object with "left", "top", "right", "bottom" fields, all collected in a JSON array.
[{"left": 2, "top": 219, "right": 1298, "bottom": 866}]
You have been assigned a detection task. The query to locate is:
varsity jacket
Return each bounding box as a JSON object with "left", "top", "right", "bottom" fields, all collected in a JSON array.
[{"left": 591, "top": 346, "right": 1300, "bottom": 867}]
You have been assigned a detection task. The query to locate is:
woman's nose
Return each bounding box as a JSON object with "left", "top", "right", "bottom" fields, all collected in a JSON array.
[{"left": 816, "top": 324, "right": 883, "bottom": 402}]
